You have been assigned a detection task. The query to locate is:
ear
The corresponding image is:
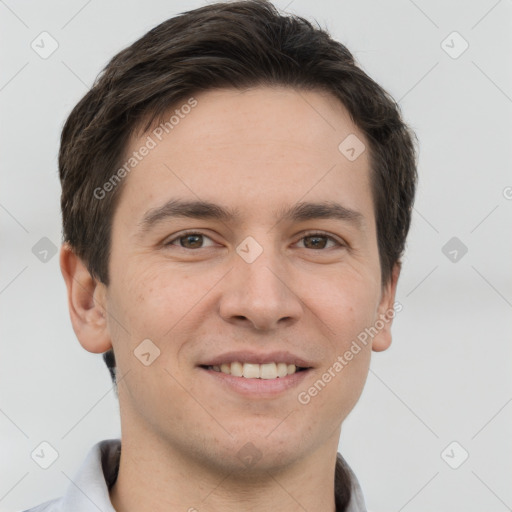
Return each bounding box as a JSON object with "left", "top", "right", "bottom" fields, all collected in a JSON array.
[
  {"left": 372, "top": 262, "right": 401, "bottom": 352},
  {"left": 59, "top": 243, "right": 112, "bottom": 354}
]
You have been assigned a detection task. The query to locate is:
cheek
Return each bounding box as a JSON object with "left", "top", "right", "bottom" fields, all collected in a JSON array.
[
  {"left": 110, "top": 261, "right": 187, "bottom": 332},
  {"left": 300, "top": 271, "right": 378, "bottom": 403},
  {"left": 300, "top": 288, "right": 375, "bottom": 425},
  {"left": 306, "top": 269, "right": 380, "bottom": 341},
  {"left": 108, "top": 260, "right": 229, "bottom": 355},
  {"left": 105, "top": 264, "right": 192, "bottom": 405}
]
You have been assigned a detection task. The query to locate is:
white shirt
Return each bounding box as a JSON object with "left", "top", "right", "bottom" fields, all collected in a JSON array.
[{"left": 22, "top": 439, "right": 367, "bottom": 511}]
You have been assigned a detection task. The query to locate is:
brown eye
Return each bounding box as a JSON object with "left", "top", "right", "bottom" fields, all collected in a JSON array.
[
  {"left": 179, "top": 234, "right": 203, "bottom": 248},
  {"left": 165, "top": 232, "right": 216, "bottom": 249},
  {"left": 299, "top": 233, "right": 340, "bottom": 250},
  {"left": 303, "top": 235, "right": 328, "bottom": 249}
]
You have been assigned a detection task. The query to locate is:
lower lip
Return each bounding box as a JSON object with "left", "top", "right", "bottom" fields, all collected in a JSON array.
[{"left": 200, "top": 367, "right": 311, "bottom": 398}]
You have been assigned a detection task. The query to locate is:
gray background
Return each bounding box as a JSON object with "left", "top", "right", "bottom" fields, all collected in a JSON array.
[{"left": 1, "top": 0, "right": 511, "bottom": 510}]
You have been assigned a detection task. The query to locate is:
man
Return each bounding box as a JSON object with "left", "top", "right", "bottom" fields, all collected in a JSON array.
[{"left": 24, "top": 1, "right": 417, "bottom": 510}]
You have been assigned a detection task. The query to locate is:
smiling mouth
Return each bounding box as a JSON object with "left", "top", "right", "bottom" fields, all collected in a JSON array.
[{"left": 201, "top": 362, "right": 309, "bottom": 379}]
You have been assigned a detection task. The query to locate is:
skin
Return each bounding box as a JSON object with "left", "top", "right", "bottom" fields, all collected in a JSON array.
[{"left": 61, "top": 86, "right": 400, "bottom": 512}]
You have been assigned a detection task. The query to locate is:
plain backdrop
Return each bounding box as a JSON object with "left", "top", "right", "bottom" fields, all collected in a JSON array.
[{"left": 1, "top": 1, "right": 511, "bottom": 511}]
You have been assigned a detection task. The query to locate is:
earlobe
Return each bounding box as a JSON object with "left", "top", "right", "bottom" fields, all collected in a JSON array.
[
  {"left": 59, "top": 243, "right": 112, "bottom": 354},
  {"left": 372, "top": 262, "right": 401, "bottom": 352}
]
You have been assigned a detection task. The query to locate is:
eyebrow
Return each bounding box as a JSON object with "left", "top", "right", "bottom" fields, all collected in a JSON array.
[{"left": 138, "top": 198, "right": 365, "bottom": 234}]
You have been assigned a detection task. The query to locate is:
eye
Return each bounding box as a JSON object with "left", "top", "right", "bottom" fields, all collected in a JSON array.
[
  {"left": 163, "top": 231, "right": 344, "bottom": 251},
  {"left": 165, "top": 231, "right": 216, "bottom": 249},
  {"left": 296, "top": 232, "right": 343, "bottom": 250}
]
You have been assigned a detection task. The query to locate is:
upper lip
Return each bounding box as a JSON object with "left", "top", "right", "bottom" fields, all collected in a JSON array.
[{"left": 199, "top": 350, "right": 314, "bottom": 368}]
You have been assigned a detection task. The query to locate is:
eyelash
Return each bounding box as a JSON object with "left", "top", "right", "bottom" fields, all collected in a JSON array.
[{"left": 164, "top": 230, "right": 345, "bottom": 250}]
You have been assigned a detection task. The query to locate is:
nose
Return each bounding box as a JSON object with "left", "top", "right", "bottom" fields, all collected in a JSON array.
[{"left": 218, "top": 244, "right": 303, "bottom": 331}]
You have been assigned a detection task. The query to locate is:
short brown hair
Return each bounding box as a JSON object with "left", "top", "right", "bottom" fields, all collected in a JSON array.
[{"left": 59, "top": 0, "right": 417, "bottom": 392}]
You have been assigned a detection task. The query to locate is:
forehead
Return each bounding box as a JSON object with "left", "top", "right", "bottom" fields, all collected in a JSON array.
[{"left": 116, "top": 86, "right": 373, "bottom": 227}]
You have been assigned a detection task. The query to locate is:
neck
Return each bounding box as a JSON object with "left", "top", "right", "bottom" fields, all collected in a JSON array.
[{"left": 109, "top": 428, "right": 341, "bottom": 512}]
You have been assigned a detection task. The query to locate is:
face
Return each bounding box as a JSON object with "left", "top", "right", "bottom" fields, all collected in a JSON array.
[{"left": 99, "top": 87, "right": 398, "bottom": 472}]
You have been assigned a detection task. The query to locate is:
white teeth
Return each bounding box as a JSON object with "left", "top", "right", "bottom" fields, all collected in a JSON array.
[
  {"left": 230, "top": 361, "right": 243, "bottom": 377},
  {"left": 243, "top": 363, "right": 260, "bottom": 379},
  {"left": 260, "top": 363, "right": 277, "bottom": 379},
  {"left": 276, "top": 362, "right": 288, "bottom": 378},
  {"left": 208, "top": 362, "right": 301, "bottom": 379}
]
